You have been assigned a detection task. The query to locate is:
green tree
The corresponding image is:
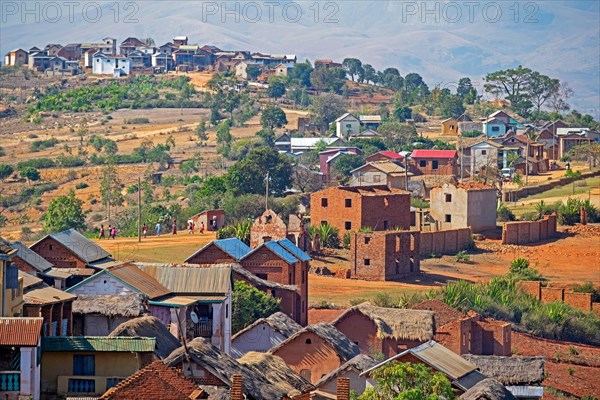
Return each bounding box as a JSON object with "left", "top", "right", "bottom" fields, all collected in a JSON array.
[
  {"left": 393, "top": 105, "right": 413, "bottom": 122},
  {"left": 457, "top": 77, "right": 473, "bottom": 98},
  {"left": 261, "top": 106, "right": 288, "bottom": 129},
  {"left": 440, "top": 96, "right": 466, "bottom": 118},
  {"left": 528, "top": 71, "right": 560, "bottom": 115},
  {"left": 180, "top": 158, "right": 200, "bottom": 177},
  {"left": 332, "top": 153, "right": 364, "bottom": 179},
  {"left": 288, "top": 61, "right": 313, "bottom": 87},
  {"left": 232, "top": 280, "right": 280, "bottom": 334},
  {"left": 267, "top": 81, "right": 286, "bottom": 99},
  {"left": 20, "top": 166, "right": 40, "bottom": 186},
  {"left": 310, "top": 67, "right": 346, "bottom": 93},
  {"left": 246, "top": 65, "right": 262, "bottom": 81},
  {"left": 310, "top": 94, "right": 347, "bottom": 126},
  {"left": 197, "top": 176, "right": 228, "bottom": 197},
  {"left": 196, "top": 121, "right": 208, "bottom": 141},
  {"left": 0, "top": 164, "right": 14, "bottom": 181},
  {"left": 378, "top": 121, "right": 417, "bottom": 150},
  {"left": 358, "top": 362, "right": 455, "bottom": 400},
  {"left": 363, "top": 64, "right": 377, "bottom": 84},
  {"left": 381, "top": 68, "right": 404, "bottom": 91},
  {"left": 226, "top": 146, "right": 293, "bottom": 196},
  {"left": 484, "top": 65, "right": 533, "bottom": 115},
  {"left": 99, "top": 163, "right": 124, "bottom": 208},
  {"left": 41, "top": 190, "right": 86, "bottom": 232},
  {"left": 256, "top": 128, "right": 276, "bottom": 146},
  {"left": 216, "top": 121, "right": 233, "bottom": 157},
  {"left": 103, "top": 139, "right": 118, "bottom": 155},
  {"left": 342, "top": 58, "right": 362, "bottom": 81}
]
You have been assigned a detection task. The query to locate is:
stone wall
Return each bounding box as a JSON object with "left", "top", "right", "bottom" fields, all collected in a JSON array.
[
  {"left": 517, "top": 281, "right": 595, "bottom": 313},
  {"left": 419, "top": 228, "right": 471, "bottom": 256},
  {"left": 502, "top": 214, "right": 558, "bottom": 245}
]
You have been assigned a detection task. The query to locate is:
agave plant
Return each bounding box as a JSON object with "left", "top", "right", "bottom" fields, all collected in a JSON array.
[{"left": 309, "top": 223, "right": 340, "bottom": 249}]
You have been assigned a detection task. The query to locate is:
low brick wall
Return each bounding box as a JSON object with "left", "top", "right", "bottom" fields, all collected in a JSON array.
[
  {"left": 564, "top": 292, "right": 592, "bottom": 312},
  {"left": 541, "top": 287, "right": 564, "bottom": 303},
  {"left": 502, "top": 169, "right": 600, "bottom": 202},
  {"left": 420, "top": 228, "right": 472, "bottom": 256},
  {"left": 593, "top": 303, "right": 600, "bottom": 317},
  {"left": 502, "top": 214, "right": 558, "bottom": 245},
  {"left": 516, "top": 281, "right": 541, "bottom": 299}
]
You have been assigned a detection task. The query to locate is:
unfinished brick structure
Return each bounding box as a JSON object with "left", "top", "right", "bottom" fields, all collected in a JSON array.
[
  {"left": 250, "top": 210, "right": 311, "bottom": 251},
  {"left": 501, "top": 214, "right": 558, "bottom": 245},
  {"left": 188, "top": 209, "right": 225, "bottom": 232},
  {"left": 419, "top": 228, "right": 472, "bottom": 256},
  {"left": 349, "top": 231, "right": 420, "bottom": 281},
  {"left": 517, "top": 281, "right": 596, "bottom": 313},
  {"left": 310, "top": 185, "right": 411, "bottom": 239}
]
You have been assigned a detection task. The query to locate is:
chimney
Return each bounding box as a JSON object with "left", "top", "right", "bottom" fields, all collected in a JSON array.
[
  {"left": 336, "top": 377, "right": 350, "bottom": 400},
  {"left": 230, "top": 374, "right": 243, "bottom": 400}
]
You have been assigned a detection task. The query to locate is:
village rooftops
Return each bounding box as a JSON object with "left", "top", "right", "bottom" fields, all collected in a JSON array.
[
  {"left": 0, "top": 237, "right": 17, "bottom": 257},
  {"left": 134, "top": 263, "right": 233, "bottom": 295},
  {"left": 31, "top": 228, "right": 111, "bottom": 264},
  {"left": 232, "top": 311, "right": 302, "bottom": 341},
  {"left": 24, "top": 285, "right": 76, "bottom": 306},
  {"left": 453, "top": 181, "right": 496, "bottom": 191},
  {"left": 277, "top": 238, "right": 311, "bottom": 262},
  {"left": 269, "top": 322, "right": 360, "bottom": 362},
  {"left": 110, "top": 316, "right": 182, "bottom": 359},
  {"left": 332, "top": 185, "right": 410, "bottom": 196},
  {"left": 241, "top": 241, "right": 300, "bottom": 265},
  {"left": 371, "top": 150, "right": 404, "bottom": 160},
  {"left": 411, "top": 299, "right": 465, "bottom": 327},
  {"left": 358, "top": 115, "right": 382, "bottom": 122},
  {"left": 231, "top": 263, "right": 299, "bottom": 292},
  {"left": 73, "top": 293, "right": 146, "bottom": 318},
  {"left": 410, "top": 149, "right": 457, "bottom": 159},
  {"left": 42, "top": 336, "right": 156, "bottom": 352},
  {"left": 100, "top": 360, "right": 204, "bottom": 400},
  {"left": 461, "top": 355, "right": 544, "bottom": 386},
  {"left": 460, "top": 378, "right": 517, "bottom": 400},
  {"left": 185, "top": 237, "right": 252, "bottom": 263},
  {"left": 0, "top": 317, "right": 43, "bottom": 346},
  {"left": 361, "top": 340, "right": 486, "bottom": 391},
  {"left": 351, "top": 161, "right": 413, "bottom": 176},
  {"left": 314, "top": 354, "right": 377, "bottom": 388},
  {"left": 333, "top": 302, "right": 435, "bottom": 342}
]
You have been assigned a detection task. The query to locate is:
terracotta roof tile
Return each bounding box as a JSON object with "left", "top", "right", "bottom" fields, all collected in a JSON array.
[
  {"left": 0, "top": 317, "right": 43, "bottom": 346},
  {"left": 99, "top": 360, "right": 204, "bottom": 400}
]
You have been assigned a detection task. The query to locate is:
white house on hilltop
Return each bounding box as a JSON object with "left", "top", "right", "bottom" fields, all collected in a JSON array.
[
  {"left": 92, "top": 52, "right": 131, "bottom": 77},
  {"left": 335, "top": 113, "right": 361, "bottom": 138}
]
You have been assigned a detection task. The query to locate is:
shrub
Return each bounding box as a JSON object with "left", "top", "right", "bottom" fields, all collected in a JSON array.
[
  {"left": 573, "top": 281, "right": 600, "bottom": 302},
  {"left": 510, "top": 258, "right": 530, "bottom": 273},
  {"left": 497, "top": 203, "right": 516, "bottom": 222},
  {"left": 57, "top": 156, "right": 85, "bottom": 168},
  {"left": 455, "top": 250, "right": 470, "bottom": 263},
  {"left": 16, "top": 158, "right": 55, "bottom": 170},
  {"left": 125, "top": 117, "right": 150, "bottom": 124},
  {"left": 411, "top": 197, "right": 430, "bottom": 208},
  {"left": 75, "top": 183, "right": 89, "bottom": 189},
  {"left": 372, "top": 293, "right": 394, "bottom": 308},
  {"left": 309, "top": 223, "right": 340, "bottom": 249},
  {"left": 30, "top": 138, "right": 59, "bottom": 152},
  {"left": 343, "top": 231, "right": 351, "bottom": 249}
]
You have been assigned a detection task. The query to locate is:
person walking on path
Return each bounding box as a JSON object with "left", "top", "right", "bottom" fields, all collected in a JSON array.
[
  {"left": 99, "top": 224, "right": 105, "bottom": 239},
  {"left": 199, "top": 221, "right": 205, "bottom": 234},
  {"left": 172, "top": 219, "right": 177, "bottom": 235},
  {"left": 155, "top": 222, "right": 162, "bottom": 236},
  {"left": 142, "top": 223, "right": 148, "bottom": 238},
  {"left": 110, "top": 226, "right": 117, "bottom": 239},
  {"left": 211, "top": 216, "right": 217, "bottom": 231}
]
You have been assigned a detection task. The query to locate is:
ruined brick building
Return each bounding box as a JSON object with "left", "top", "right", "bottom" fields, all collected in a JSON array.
[{"left": 250, "top": 209, "right": 310, "bottom": 251}]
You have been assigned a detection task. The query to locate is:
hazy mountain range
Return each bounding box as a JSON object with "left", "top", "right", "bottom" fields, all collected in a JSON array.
[{"left": 2, "top": 1, "right": 598, "bottom": 117}]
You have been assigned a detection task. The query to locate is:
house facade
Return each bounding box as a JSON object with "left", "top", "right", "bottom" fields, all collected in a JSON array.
[
  {"left": 409, "top": 150, "right": 458, "bottom": 176},
  {"left": 335, "top": 113, "right": 361, "bottom": 138},
  {"left": 314, "top": 354, "right": 376, "bottom": 396},
  {"left": 41, "top": 337, "right": 155, "bottom": 398},
  {"left": 188, "top": 209, "right": 225, "bottom": 232},
  {"left": 310, "top": 185, "right": 411, "bottom": 238},
  {"left": 365, "top": 151, "right": 404, "bottom": 163},
  {"left": 0, "top": 239, "right": 23, "bottom": 317},
  {"left": 483, "top": 117, "right": 508, "bottom": 137},
  {"left": 441, "top": 118, "right": 459, "bottom": 135},
  {"left": 430, "top": 183, "right": 497, "bottom": 233},
  {"left": 350, "top": 161, "right": 411, "bottom": 189},
  {"left": 92, "top": 53, "right": 131, "bottom": 76},
  {"left": 0, "top": 317, "right": 43, "bottom": 400},
  {"left": 23, "top": 284, "right": 76, "bottom": 337},
  {"left": 4, "top": 49, "right": 28, "bottom": 66}
]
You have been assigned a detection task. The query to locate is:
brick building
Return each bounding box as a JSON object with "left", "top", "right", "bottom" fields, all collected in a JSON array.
[
  {"left": 188, "top": 209, "right": 225, "bottom": 232},
  {"left": 349, "top": 231, "right": 420, "bottom": 281},
  {"left": 240, "top": 240, "right": 310, "bottom": 326},
  {"left": 409, "top": 149, "right": 458, "bottom": 176},
  {"left": 365, "top": 151, "right": 403, "bottom": 163},
  {"left": 10, "top": 241, "right": 53, "bottom": 276},
  {"left": 430, "top": 182, "right": 497, "bottom": 233},
  {"left": 332, "top": 303, "right": 434, "bottom": 358},
  {"left": 30, "top": 229, "right": 116, "bottom": 286},
  {"left": 185, "top": 238, "right": 252, "bottom": 265},
  {"left": 269, "top": 323, "right": 359, "bottom": 384},
  {"left": 250, "top": 209, "right": 310, "bottom": 251},
  {"left": 310, "top": 186, "right": 411, "bottom": 238}
]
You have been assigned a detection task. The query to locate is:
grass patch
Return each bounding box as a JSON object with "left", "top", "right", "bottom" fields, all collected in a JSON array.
[{"left": 524, "top": 176, "right": 600, "bottom": 200}]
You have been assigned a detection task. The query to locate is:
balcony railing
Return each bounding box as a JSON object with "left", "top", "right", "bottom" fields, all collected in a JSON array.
[
  {"left": 190, "top": 320, "right": 212, "bottom": 338},
  {"left": 68, "top": 378, "right": 95, "bottom": 393},
  {"left": 0, "top": 371, "right": 20, "bottom": 391}
]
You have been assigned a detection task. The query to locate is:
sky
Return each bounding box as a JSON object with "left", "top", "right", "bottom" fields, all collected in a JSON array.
[{"left": 1, "top": 0, "right": 599, "bottom": 117}]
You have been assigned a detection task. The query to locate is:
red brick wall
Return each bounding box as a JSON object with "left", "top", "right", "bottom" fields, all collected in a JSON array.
[
  {"left": 186, "top": 243, "right": 237, "bottom": 264},
  {"left": 435, "top": 318, "right": 471, "bottom": 355},
  {"left": 334, "top": 311, "right": 381, "bottom": 356},
  {"left": 12, "top": 256, "right": 39, "bottom": 274},
  {"left": 419, "top": 228, "right": 471, "bottom": 256},
  {"left": 541, "top": 287, "right": 564, "bottom": 303},
  {"left": 250, "top": 210, "right": 288, "bottom": 248},
  {"left": 361, "top": 195, "right": 410, "bottom": 231},
  {"left": 473, "top": 319, "right": 511, "bottom": 356},
  {"left": 501, "top": 214, "right": 558, "bottom": 245},
  {"left": 517, "top": 281, "right": 542, "bottom": 299},
  {"left": 564, "top": 292, "right": 592, "bottom": 312},
  {"left": 310, "top": 188, "right": 363, "bottom": 238},
  {"left": 411, "top": 157, "right": 457, "bottom": 176},
  {"left": 30, "top": 237, "right": 87, "bottom": 269}
]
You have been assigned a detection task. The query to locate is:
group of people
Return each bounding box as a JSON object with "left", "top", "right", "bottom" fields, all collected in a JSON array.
[
  {"left": 98, "top": 224, "right": 117, "bottom": 239},
  {"left": 100, "top": 216, "right": 219, "bottom": 239}
]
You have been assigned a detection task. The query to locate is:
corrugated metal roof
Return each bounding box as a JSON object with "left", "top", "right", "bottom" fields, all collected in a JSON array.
[
  {"left": 109, "top": 264, "right": 171, "bottom": 299},
  {"left": 289, "top": 137, "right": 342, "bottom": 148},
  {"left": 135, "top": 264, "right": 232, "bottom": 295},
  {"left": 10, "top": 241, "right": 52, "bottom": 272},
  {"left": 185, "top": 238, "right": 252, "bottom": 263},
  {"left": 359, "top": 115, "right": 382, "bottom": 122},
  {"left": 453, "top": 370, "right": 488, "bottom": 391},
  {"left": 245, "top": 241, "right": 298, "bottom": 264},
  {"left": 88, "top": 259, "right": 125, "bottom": 270},
  {"left": 19, "top": 270, "right": 43, "bottom": 289},
  {"left": 45, "top": 267, "right": 95, "bottom": 279},
  {"left": 0, "top": 237, "right": 16, "bottom": 256},
  {"left": 24, "top": 286, "right": 77, "bottom": 305},
  {"left": 41, "top": 336, "right": 156, "bottom": 352},
  {"left": 277, "top": 239, "right": 311, "bottom": 262},
  {"left": 0, "top": 317, "right": 43, "bottom": 346},
  {"left": 410, "top": 150, "right": 457, "bottom": 159},
  {"left": 377, "top": 151, "right": 404, "bottom": 159},
  {"left": 32, "top": 229, "right": 111, "bottom": 264},
  {"left": 149, "top": 294, "right": 226, "bottom": 307}
]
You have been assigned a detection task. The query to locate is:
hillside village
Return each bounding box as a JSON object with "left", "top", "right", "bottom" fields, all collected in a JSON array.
[{"left": 1, "top": 33, "right": 600, "bottom": 400}]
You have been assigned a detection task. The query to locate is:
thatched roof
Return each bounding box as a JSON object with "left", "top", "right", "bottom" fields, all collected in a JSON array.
[
  {"left": 238, "top": 352, "right": 315, "bottom": 397},
  {"left": 314, "top": 354, "right": 377, "bottom": 388},
  {"left": 110, "top": 316, "right": 181, "bottom": 359},
  {"left": 333, "top": 302, "right": 435, "bottom": 341},
  {"left": 164, "top": 337, "right": 289, "bottom": 400},
  {"left": 269, "top": 323, "right": 359, "bottom": 362},
  {"left": 460, "top": 378, "right": 517, "bottom": 400},
  {"left": 232, "top": 312, "right": 302, "bottom": 341},
  {"left": 72, "top": 294, "right": 146, "bottom": 318},
  {"left": 462, "top": 355, "right": 545, "bottom": 386}
]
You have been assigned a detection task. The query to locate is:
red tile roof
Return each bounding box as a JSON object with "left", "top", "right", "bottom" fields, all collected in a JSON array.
[
  {"left": 0, "top": 317, "right": 43, "bottom": 346},
  {"left": 377, "top": 151, "right": 404, "bottom": 160},
  {"left": 100, "top": 360, "right": 204, "bottom": 400},
  {"left": 410, "top": 150, "right": 457, "bottom": 159}
]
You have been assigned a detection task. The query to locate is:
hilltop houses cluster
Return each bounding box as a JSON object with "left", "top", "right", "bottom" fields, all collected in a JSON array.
[
  {"left": 1, "top": 228, "right": 543, "bottom": 400},
  {"left": 4, "top": 35, "right": 299, "bottom": 78}
]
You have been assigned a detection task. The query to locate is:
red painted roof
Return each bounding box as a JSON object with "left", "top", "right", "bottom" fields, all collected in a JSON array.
[
  {"left": 0, "top": 317, "right": 43, "bottom": 346},
  {"left": 377, "top": 151, "right": 404, "bottom": 160},
  {"left": 410, "top": 150, "right": 457, "bottom": 159}
]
